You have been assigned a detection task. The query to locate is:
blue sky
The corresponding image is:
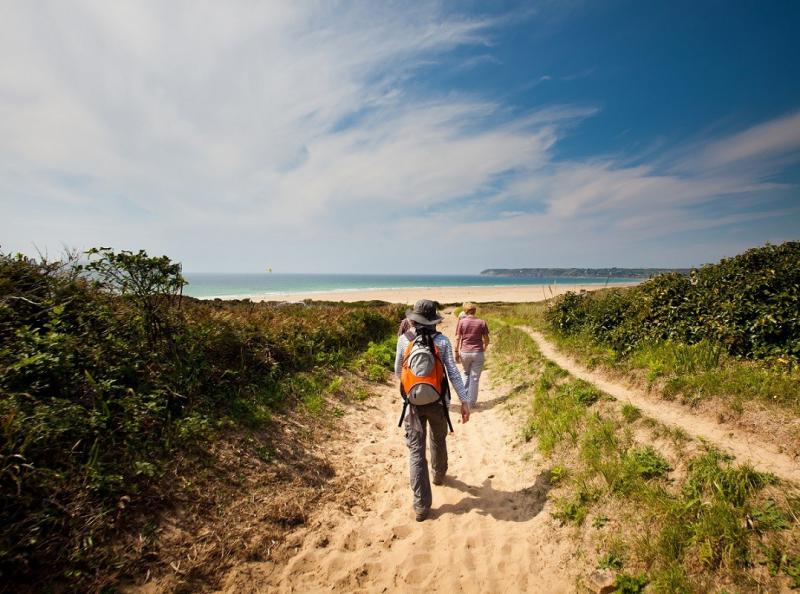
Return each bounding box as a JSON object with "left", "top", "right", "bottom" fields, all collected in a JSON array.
[{"left": 1, "top": 1, "right": 798, "bottom": 273}]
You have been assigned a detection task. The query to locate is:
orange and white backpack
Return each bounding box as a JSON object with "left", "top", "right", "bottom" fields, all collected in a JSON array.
[
  {"left": 398, "top": 329, "right": 454, "bottom": 431},
  {"left": 401, "top": 330, "right": 445, "bottom": 405}
]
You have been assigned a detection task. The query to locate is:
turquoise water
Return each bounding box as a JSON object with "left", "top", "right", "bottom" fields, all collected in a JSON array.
[{"left": 183, "top": 273, "right": 635, "bottom": 299}]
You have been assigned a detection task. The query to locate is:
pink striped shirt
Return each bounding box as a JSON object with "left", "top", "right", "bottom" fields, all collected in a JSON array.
[{"left": 456, "top": 316, "right": 489, "bottom": 352}]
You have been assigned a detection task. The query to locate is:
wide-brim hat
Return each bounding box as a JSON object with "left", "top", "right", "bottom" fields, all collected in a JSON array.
[{"left": 405, "top": 299, "right": 443, "bottom": 326}]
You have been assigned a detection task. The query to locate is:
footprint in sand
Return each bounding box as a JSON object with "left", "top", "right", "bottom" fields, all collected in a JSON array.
[
  {"left": 411, "top": 552, "right": 431, "bottom": 565},
  {"left": 391, "top": 524, "right": 412, "bottom": 539},
  {"left": 342, "top": 530, "right": 361, "bottom": 551},
  {"left": 462, "top": 544, "right": 477, "bottom": 571},
  {"left": 404, "top": 566, "right": 429, "bottom": 586}
]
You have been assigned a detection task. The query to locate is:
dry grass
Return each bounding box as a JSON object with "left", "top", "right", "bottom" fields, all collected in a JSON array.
[{"left": 115, "top": 378, "right": 379, "bottom": 594}]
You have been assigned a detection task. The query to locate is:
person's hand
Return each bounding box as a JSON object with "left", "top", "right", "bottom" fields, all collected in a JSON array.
[
  {"left": 455, "top": 351, "right": 462, "bottom": 364},
  {"left": 460, "top": 402, "right": 470, "bottom": 424}
]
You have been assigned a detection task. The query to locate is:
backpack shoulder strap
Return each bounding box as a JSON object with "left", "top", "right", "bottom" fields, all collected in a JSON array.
[{"left": 430, "top": 331, "right": 445, "bottom": 357}]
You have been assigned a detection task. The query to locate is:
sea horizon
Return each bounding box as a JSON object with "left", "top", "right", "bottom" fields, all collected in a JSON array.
[{"left": 183, "top": 272, "right": 639, "bottom": 299}]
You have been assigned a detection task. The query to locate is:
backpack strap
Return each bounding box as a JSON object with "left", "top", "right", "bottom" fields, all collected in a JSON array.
[
  {"left": 398, "top": 330, "right": 413, "bottom": 427},
  {"left": 398, "top": 392, "right": 409, "bottom": 427}
]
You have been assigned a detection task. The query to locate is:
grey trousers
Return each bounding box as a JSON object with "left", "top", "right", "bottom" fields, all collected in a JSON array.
[
  {"left": 405, "top": 402, "right": 448, "bottom": 511},
  {"left": 460, "top": 350, "right": 485, "bottom": 404}
]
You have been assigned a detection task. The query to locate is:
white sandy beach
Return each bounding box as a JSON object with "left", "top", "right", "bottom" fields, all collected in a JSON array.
[{"left": 237, "top": 282, "right": 639, "bottom": 305}]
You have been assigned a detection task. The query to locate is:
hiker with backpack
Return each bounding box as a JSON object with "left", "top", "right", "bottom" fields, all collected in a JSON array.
[{"left": 395, "top": 299, "right": 472, "bottom": 522}]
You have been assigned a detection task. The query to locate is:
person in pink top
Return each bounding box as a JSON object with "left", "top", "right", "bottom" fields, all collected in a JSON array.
[{"left": 455, "top": 302, "right": 490, "bottom": 405}]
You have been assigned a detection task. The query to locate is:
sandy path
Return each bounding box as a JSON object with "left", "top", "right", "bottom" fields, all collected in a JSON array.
[
  {"left": 522, "top": 328, "right": 800, "bottom": 485},
  {"left": 216, "top": 315, "right": 579, "bottom": 593}
]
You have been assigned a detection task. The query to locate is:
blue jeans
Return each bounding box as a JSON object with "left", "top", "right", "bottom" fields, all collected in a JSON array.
[{"left": 460, "top": 350, "right": 485, "bottom": 404}]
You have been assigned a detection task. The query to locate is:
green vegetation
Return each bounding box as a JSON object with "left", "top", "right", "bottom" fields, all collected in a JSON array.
[
  {"left": 486, "top": 243, "right": 800, "bottom": 419},
  {"left": 0, "top": 248, "right": 402, "bottom": 590},
  {"left": 485, "top": 320, "right": 547, "bottom": 385},
  {"left": 613, "top": 573, "right": 649, "bottom": 593},
  {"left": 489, "top": 323, "right": 800, "bottom": 592},
  {"left": 351, "top": 335, "right": 397, "bottom": 382},
  {"left": 598, "top": 552, "right": 624, "bottom": 570},
  {"left": 621, "top": 403, "right": 641, "bottom": 423},
  {"left": 547, "top": 242, "right": 800, "bottom": 363}
]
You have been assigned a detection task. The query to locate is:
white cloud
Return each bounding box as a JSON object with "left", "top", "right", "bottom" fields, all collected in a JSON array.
[
  {"left": 0, "top": 1, "right": 798, "bottom": 272},
  {"left": 698, "top": 110, "right": 800, "bottom": 170}
]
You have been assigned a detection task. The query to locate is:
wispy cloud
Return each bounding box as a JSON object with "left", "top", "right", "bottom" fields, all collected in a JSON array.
[
  {"left": 456, "top": 53, "right": 502, "bottom": 71},
  {"left": 466, "top": 114, "right": 799, "bottom": 241},
  {"left": 1, "top": 1, "right": 798, "bottom": 272},
  {"left": 696, "top": 110, "right": 800, "bottom": 171}
]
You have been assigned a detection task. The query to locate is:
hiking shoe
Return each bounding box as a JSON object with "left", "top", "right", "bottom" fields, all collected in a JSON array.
[
  {"left": 414, "top": 507, "right": 430, "bottom": 522},
  {"left": 432, "top": 473, "right": 445, "bottom": 486}
]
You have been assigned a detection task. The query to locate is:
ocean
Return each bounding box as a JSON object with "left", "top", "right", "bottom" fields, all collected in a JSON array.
[{"left": 182, "top": 273, "right": 636, "bottom": 299}]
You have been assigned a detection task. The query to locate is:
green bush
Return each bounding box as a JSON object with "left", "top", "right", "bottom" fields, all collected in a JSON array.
[
  {"left": 624, "top": 446, "right": 671, "bottom": 480},
  {"left": 352, "top": 336, "right": 397, "bottom": 382},
  {"left": 0, "top": 249, "right": 403, "bottom": 590},
  {"left": 546, "top": 242, "right": 800, "bottom": 362},
  {"left": 614, "top": 572, "right": 648, "bottom": 593},
  {"left": 553, "top": 490, "right": 593, "bottom": 525}
]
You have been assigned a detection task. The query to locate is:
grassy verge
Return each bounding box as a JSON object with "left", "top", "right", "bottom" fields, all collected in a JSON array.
[
  {"left": 485, "top": 302, "right": 800, "bottom": 425},
  {"left": 489, "top": 322, "right": 800, "bottom": 592}
]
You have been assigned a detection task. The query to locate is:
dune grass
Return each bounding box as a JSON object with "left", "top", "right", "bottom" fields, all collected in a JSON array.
[{"left": 489, "top": 323, "right": 800, "bottom": 592}]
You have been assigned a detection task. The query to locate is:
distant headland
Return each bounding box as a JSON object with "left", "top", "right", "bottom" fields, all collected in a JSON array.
[{"left": 479, "top": 267, "right": 691, "bottom": 279}]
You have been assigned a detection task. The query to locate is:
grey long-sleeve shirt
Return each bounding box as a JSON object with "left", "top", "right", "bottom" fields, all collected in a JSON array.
[{"left": 394, "top": 329, "right": 471, "bottom": 407}]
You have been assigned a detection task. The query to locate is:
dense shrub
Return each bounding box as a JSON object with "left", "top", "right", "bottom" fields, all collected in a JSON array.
[
  {"left": 546, "top": 242, "right": 800, "bottom": 362},
  {"left": 0, "top": 249, "right": 402, "bottom": 590}
]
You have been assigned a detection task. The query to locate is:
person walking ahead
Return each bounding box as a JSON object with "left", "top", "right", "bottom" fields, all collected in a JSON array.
[
  {"left": 395, "top": 300, "right": 471, "bottom": 522},
  {"left": 455, "top": 302, "right": 490, "bottom": 406}
]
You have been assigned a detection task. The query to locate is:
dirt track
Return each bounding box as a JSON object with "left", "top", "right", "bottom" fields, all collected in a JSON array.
[
  {"left": 215, "top": 315, "right": 579, "bottom": 593},
  {"left": 522, "top": 327, "right": 800, "bottom": 485}
]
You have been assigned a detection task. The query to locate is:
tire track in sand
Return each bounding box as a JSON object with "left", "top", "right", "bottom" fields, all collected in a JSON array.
[
  {"left": 216, "top": 315, "right": 579, "bottom": 593},
  {"left": 520, "top": 327, "right": 800, "bottom": 485}
]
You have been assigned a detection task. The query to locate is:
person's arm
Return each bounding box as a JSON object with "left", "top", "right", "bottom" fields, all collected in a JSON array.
[
  {"left": 454, "top": 320, "right": 463, "bottom": 363},
  {"left": 394, "top": 335, "right": 407, "bottom": 378},
  {"left": 482, "top": 320, "right": 490, "bottom": 350},
  {"left": 436, "top": 336, "right": 471, "bottom": 423}
]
